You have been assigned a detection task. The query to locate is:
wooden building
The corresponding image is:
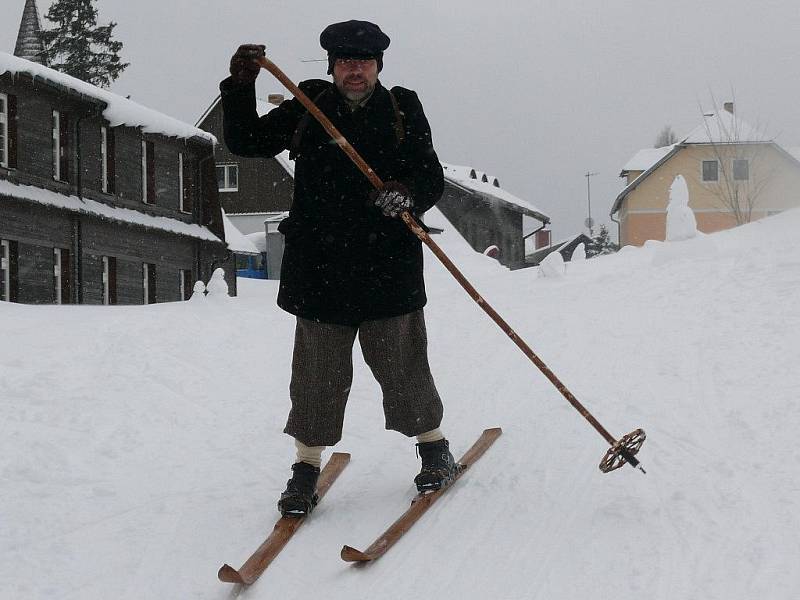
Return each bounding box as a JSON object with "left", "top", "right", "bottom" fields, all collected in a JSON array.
[{"left": 1, "top": 51, "right": 234, "bottom": 305}]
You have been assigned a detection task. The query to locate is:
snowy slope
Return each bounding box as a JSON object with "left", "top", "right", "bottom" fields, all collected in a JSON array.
[{"left": 2, "top": 210, "right": 800, "bottom": 599}]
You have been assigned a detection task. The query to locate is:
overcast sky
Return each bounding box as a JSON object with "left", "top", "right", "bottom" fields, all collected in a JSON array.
[{"left": 4, "top": 0, "right": 800, "bottom": 240}]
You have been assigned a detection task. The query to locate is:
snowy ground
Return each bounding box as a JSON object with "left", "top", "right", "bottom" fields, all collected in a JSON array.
[{"left": 2, "top": 208, "right": 799, "bottom": 600}]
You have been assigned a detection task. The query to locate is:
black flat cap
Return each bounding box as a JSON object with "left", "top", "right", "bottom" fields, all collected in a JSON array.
[{"left": 319, "top": 20, "right": 390, "bottom": 58}]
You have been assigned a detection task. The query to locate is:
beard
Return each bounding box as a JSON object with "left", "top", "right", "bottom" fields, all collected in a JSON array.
[{"left": 337, "top": 76, "right": 376, "bottom": 102}]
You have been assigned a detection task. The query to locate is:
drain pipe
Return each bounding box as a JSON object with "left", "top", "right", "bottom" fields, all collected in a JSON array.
[{"left": 610, "top": 210, "right": 621, "bottom": 247}]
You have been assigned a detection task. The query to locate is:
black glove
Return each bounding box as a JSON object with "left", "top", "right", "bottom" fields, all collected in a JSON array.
[
  {"left": 373, "top": 181, "right": 412, "bottom": 218},
  {"left": 229, "top": 44, "right": 265, "bottom": 83}
]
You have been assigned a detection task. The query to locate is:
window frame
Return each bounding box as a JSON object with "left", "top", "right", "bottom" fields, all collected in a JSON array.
[
  {"left": 0, "top": 92, "right": 7, "bottom": 169},
  {"left": 142, "top": 139, "right": 155, "bottom": 204},
  {"left": 53, "top": 247, "right": 71, "bottom": 304},
  {"left": 101, "top": 126, "right": 109, "bottom": 193},
  {"left": 52, "top": 110, "right": 61, "bottom": 181},
  {"left": 733, "top": 158, "right": 749, "bottom": 181},
  {"left": 143, "top": 262, "right": 157, "bottom": 304},
  {"left": 1, "top": 239, "right": 9, "bottom": 302},
  {"left": 702, "top": 159, "right": 719, "bottom": 182},
  {"left": 180, "top": 269, "right": 193, "bottom": 300},
  {"left": 102, "top": 256, "right": 118, "bottom": 305},
  {"left": 216, "top": 163, "right": 239, "bottom": 192}
]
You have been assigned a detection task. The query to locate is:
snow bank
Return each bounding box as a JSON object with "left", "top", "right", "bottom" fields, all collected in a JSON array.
[{"left": 2, "top": 208, "right": 800, "bottom": 599}]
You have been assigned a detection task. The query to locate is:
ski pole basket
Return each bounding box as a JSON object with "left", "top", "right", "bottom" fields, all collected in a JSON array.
[{"left": 599, "top": 428, "right": 647, "bottom": 473}]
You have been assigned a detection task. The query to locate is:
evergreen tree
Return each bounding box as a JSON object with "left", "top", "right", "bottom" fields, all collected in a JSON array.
[
  {"left": 41, "top": 0, "right": 128, "bottom": 88},
  {"left": 586, "top": 224, "right": 619, "bottom": 257}
]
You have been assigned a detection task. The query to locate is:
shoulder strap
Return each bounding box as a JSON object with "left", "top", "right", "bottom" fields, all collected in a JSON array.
[
  {"left": 289, "top": 87, "right": 332, "bottom": 159},
  {"left": 388, "top": 90, "right": 405, "bottom": 145},
  {"left": 290, "top": 87, "right": 408, "bottom": 159}
]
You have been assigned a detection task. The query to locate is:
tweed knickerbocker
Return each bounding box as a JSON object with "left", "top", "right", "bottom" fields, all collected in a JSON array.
[{"left": 284, "top": 310, "right": 444, "bottom": 446}]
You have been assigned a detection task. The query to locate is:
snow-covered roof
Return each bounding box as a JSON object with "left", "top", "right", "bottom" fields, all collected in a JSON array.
[
  {"left": 441, "top": 163, "right": 548, "bottom": 221},
  {"left": 0, "top": 52, "right": 216, "bottom": 144},
  {"left": 0, "top": 178, "right": 223, "bottom": 242},
  {"left": 786, "top": 147, "right": 800, "bottom": 163},
  {"left": 263, "top": 211, "right": 290, "bottom": 223},
  {"left": 222, "top": 211, "right": 260, "bottom": 254},
  {"left": 621, "top": 145, "right": 677, "bottom": 174},
  {"left": 245, "top": 231, "right": 268, "bottom": 253},
  {"left": 682, "top": 110, "right": 768, "bottom": 145}
]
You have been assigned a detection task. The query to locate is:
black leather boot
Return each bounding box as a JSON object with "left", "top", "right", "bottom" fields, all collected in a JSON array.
[
  {"left": 414, "top": 438, "right": 460, "bottom": 493},
  {"left": 278, "top": 462, "right": 320, "bottom": 517}
]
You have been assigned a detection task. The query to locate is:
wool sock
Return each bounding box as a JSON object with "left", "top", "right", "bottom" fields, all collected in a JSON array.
[
  {"left": 416, "top": 428, "right": 445, "bottom": 444},
  {"left": 294, "top": 439, "right": 324, "bottom": 468}
]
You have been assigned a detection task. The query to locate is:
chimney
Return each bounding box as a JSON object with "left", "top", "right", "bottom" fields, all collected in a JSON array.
[
  {"left": 268, "top": 94, "right": 285, "bottom": 105},
  {"left": 723, "top": 102, "right": 734, "bottom": 114}
]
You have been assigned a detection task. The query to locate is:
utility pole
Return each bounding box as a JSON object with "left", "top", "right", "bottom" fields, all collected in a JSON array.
[{"left": 584, "top": 171, "right": 598, "bottom": 236}]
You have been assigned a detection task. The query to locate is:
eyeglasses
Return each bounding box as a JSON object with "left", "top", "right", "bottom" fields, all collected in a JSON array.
[{"left": 334, "top": 58, "right": 375, "bottom": 70}]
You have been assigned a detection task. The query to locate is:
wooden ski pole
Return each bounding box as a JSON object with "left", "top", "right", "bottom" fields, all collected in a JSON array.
[{"left": 256, "top": 54, "right": 646, "bottom": 473}]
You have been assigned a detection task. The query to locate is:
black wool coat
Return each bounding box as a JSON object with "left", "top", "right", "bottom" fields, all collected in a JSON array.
[{"left": 219, "top": 77, "right": 444, "bottom": 325}]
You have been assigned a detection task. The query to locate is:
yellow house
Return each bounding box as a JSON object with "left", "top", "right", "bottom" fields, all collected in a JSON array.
[{"left": 611, "top": 104, "right": 800, "bottom": 246}]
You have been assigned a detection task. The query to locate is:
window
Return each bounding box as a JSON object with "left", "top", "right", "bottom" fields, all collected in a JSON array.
[
  {"left": 216, "top": 164, "right": 239, "bottom": 192},
  {"left": 0, "top": 93, "right": 7, "bottom": 168},
  {"left": 101, "top": 126, "right": 116, "bottom": 193},
  {"left": 733, "top": 159, "right": 749, "bottom": 181},
  {"left": 0, "top": 93, "right": 15, "bottom": 169},
  {"left": 54, "top": 248, "right": 71, "bottom": 304},
  {"left": 143, "top": 263, "right": 157, "bottom": 304},
  {"left": 142, "top": 139, "right": 155, "bottom": 204},
  {"left": 102, "top": 256, "right": 117, "bottom": 305},
  {"left": 179, "top": 152, "right": 193, "bottom": 213},
  {"left": 1, "top": 239, "right": 11, "bottom": 302},
  {"left": 52, "top": 110, "right": 69, "bottom": 182},
  {"left": 702, "top": 160, "right": 718, "bottom": 182},
  {"left": 180, "top": 269, "right": 193, "bottom": 300}
]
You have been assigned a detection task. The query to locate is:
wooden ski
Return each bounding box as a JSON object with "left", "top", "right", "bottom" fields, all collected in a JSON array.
[
  {"left": 218, "top": 452, "right": 350, "bottom": 585},
  {"left": 341, "top": 428, "right": 502, "bottom": 563}
]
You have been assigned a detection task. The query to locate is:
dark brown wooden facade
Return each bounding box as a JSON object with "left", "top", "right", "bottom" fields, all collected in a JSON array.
[
  {"left": 1, "top": 63, "right": 234, "bottom": 305},
  {"left": 197, "top": 97, "right": 294, "bottom": 216}
]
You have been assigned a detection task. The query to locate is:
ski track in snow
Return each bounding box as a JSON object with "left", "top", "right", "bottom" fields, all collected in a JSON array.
[{"left": 2, "top": 209, "right": 800, "bottom": 599}]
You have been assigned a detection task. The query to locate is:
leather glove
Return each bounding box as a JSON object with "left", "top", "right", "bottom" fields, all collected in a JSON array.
[
  {"left": 229, "top": 44, "right": 265, "bottom": 83},
  {"left": 373, "top": 181, "right": 412, "bottom": 218}
]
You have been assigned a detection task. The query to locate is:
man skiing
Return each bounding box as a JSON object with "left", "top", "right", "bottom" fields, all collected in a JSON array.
[{"left": 220, "top": 20, "right": 458, "bottom": 516}]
